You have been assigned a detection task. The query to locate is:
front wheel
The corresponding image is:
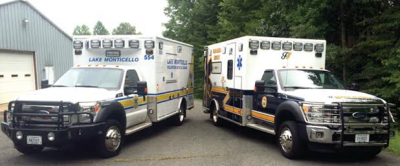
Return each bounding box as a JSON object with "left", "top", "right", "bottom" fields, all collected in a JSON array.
[
  {"left": 14, "top": 144, "right": 44, "bottom": 155},
  {"left": 278, "top": 121, "right": 306, "bottom": 159},
  {"left": 96, "top": 120, "right": 124, "bottom": 158}
]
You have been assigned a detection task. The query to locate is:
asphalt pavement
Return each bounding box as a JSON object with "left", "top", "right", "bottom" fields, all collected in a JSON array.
[{"left": 0, "top": 100, "right": 399, "bottom": 166}]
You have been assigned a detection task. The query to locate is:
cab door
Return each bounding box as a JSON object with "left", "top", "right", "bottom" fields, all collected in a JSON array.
[
  {"left": 122, "top": 70, "right": 148, "bottom": 128},
  {"left": 254, "top": 70, "right": 280, "bottom": 119}
]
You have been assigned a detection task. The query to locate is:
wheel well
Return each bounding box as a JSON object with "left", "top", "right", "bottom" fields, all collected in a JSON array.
[
  {"left": 107, "top": 110, "right": 126, "bottom": 132},
  {"left": 275, "top": 110, "right": 296, "bottom": 133}
]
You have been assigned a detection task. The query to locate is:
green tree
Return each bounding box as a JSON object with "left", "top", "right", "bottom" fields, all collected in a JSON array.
[
  {"left": 72, "top": 24, "right": 91, "bottom": 35},
  {"left": 164, "top": 0, "right": 221, "bottom": 99},
  {"left": 112, "top": 22, "right": 142, "bottom": 35},
  {"left": 163, "top": 0, "right": 400, "bottom": 108},
  {"left": 93, "top": 21, "right": 109, "bottom": 35}
]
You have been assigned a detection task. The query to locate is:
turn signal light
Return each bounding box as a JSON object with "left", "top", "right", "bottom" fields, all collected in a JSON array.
[
  {"left": 94, "top": 104, "right": 101, "bottom": 112},
  {"left": 302, "top": 106, "right": 309, "bottom": 112}
]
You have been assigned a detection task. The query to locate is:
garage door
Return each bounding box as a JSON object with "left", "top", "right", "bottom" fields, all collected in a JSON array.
[{"left": 0, "top": 51, "right": 36, "bottom": 104}]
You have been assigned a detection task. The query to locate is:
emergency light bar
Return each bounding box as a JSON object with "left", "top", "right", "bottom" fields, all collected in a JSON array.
[
  {"left": 91, "top": 40, "right": 101, "bottom": 48},
  {"left": 294, "top": 42, "right": 303, "bottom": 51},
  {"left": 103, "top": 39, "right": 113, "bottom": 48},
  {"left": 73, "top": 40, "right": 83, "bottom": 49},
  {"left": 114, "top": 39, "right": 124, "bottom": 48},
  {"left": 260, "top": 41, "right": 270, "bottom": 50},
  {"left": 272, "top": 41, "right": 281, "bottom": 50},
  {"left": 144, "top": 40, "right": 154, "bottom": 49},
  {"left": 304, "top": 43, "right": 313, "bottom": 52},
  {"left": 283, "top": 42, "right": 292, "bottom": 51},
  {"left": 129, "top": 40, "right": 139, "bottom": 48},
  {"left": 315, "top": 44, "right": 324, "bottom": 53},
  {"left": 249, "top": 40, "right": 259, "bottom": 49}
]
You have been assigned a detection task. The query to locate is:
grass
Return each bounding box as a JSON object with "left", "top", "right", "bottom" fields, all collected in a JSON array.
[{"left": 385, "top": 132, "right": 400, "bottom": 156}]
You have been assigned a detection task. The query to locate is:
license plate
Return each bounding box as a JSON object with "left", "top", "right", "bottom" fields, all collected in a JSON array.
[
  {"left": 355, "top": 134, "right": 370, "bottom": 143},
  {"left": 27, "top": 136, "right": 42, "bottom": 145}
]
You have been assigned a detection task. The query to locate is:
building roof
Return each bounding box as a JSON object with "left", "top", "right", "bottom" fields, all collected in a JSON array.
[{"left": 0, "top": 0, "right": 72, "bottom": 40}]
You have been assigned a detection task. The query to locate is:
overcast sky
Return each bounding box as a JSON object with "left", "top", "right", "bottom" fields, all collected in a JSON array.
[{"left": 0, "top": 0, "right": 170, "bottom": 36}]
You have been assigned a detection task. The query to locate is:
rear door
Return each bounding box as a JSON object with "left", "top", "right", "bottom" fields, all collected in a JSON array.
[{"left": 203, "top": 48, "right": 212, "bottom": 108}]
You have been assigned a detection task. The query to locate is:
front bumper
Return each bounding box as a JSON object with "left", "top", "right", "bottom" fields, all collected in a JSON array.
[
  {"left": 1, "top": 121, "right": 105, "bottom": 147},
  {"left": 305, "top": 124, "right": 392, "bottom": 146}
]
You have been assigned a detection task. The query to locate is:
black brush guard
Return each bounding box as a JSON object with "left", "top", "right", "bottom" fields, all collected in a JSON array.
[{"left": 3, "top": 101, "right": 94, "bottom": 130}]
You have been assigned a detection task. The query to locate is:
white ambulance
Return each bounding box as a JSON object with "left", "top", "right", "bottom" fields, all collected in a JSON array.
[
  {"left": 1, "top": 35, "right": 195, "bottom": 158},
  {"left": 203, "top": 36, "right": 395, "bottom": 159}
]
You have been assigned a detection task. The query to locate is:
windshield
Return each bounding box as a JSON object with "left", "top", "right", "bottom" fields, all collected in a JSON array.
[
  {"left": 278, "top": 69, "right": 345, "bottom": 90},
  {"left": 54, "top": 68, "right": 123, "bottom": 90}
]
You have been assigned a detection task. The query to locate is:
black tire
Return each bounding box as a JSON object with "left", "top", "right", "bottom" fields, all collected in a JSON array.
[
  {"left": 96, "top": 119, "right": 124, "bottom": 158},
  {"left": 14, "top": 144, "right": 44, "bottom": 155},
  {"left": 211, "top": 106, "right": 223, "bottom": 126},
  {"left": 278, "top": 121, "right": 306, "bottom": 159},
  {"left": 172, "top": 104, "right": 186, "bottom": 126}
]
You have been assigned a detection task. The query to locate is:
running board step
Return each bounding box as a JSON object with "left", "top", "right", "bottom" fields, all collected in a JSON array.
[
  {"left": 125, "top": 122, "right": 152, "bottom": 136},
  {"left": 247, "top": 123, "right": 275, "bottom": 135}
]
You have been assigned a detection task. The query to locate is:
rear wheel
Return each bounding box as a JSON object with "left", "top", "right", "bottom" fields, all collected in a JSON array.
[
  {"left": 96, "top": 119, "right": 124, "bottom": 158},
  {"left": 278, "top": 121, "right": 306, "bottom": 159},
  {"left": 211, "top": 106, "right": 223, "bottom": 126},
  {"left": 14, "top": 144, "right": 44, "bottom": 155}
]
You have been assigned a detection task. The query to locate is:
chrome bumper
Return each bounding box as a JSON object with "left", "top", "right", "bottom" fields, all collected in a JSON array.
[{"left": 306, "top": 124, "right": 393, "bottom": 147}]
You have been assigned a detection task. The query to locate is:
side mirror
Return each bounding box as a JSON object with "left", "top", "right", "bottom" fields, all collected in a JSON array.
[
  {"left": 41, "top": 79, "right": 51, "bottom": 89},
  {"left": 136, "top": 81, "right": 148, "bottom": 96},
  {"left": 348, "top": 83, "right": 360, "bottom": 91},
  {"left": 255, "top": 80, "right": 265, "bottom": 92}
]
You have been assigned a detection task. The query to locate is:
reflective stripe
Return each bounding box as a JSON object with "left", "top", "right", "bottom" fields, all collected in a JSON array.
[
  {"left": 224, "top": 105, "right": 242, "bottom": 115},
  {"left": 251, "top": 110, "right": 275, "bottom": 122}
]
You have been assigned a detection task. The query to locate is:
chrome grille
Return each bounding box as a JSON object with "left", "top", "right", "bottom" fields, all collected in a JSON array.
[
  {"left": 11, "top": 101, "right": 74, "bottom": 129},
  {"left": 342, "top": 105, "right": 384, "bottom": 124}
]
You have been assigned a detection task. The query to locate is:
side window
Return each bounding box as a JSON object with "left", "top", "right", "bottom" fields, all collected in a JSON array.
[
  {"left": 227, "top": 60, "right": 233, "bottom": 80},
  {"left": 125, "top": 70, "right": 140, "bottom": 87},
  {"left": 261, "top": 71, "right": 277, "bottom": 87}
]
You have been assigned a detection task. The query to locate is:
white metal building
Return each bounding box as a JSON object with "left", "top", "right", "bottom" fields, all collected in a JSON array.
[{"left": 0, "top": 0, "right": 72, "bottom": 104}]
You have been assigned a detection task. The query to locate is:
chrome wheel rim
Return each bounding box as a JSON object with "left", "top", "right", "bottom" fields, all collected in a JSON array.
[
  {"left": 105, "top": 126, "right": 121, "bottom": 152},
  {"left": 179, "top": 109, "right": 184, "bottom": 122},
  {"left": 279, "top": 127, "right": 293, "bottom": 153},
  {"left": 213, "top": 109, "right": 218, "bottom": 123}
]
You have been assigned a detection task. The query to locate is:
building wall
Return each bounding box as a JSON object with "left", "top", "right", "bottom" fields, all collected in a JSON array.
[{"left": 0, "top": 1, "right": 72, "bottom": 87}]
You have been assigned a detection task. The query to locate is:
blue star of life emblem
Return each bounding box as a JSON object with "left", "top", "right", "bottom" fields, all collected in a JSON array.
[{"left": 237, "top": 55, "right": 243, "bottom": 70}]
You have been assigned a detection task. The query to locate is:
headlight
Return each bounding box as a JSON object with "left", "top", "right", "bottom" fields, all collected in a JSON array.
[
  {"left": 6, "top": 112, "right": 13, "bottom": 124},
  {"left": 302, "top": 104, "right": 341, "bottom": 124},
  {"left": 79, "top": 102, "right": 100, "bottom": 123}
]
